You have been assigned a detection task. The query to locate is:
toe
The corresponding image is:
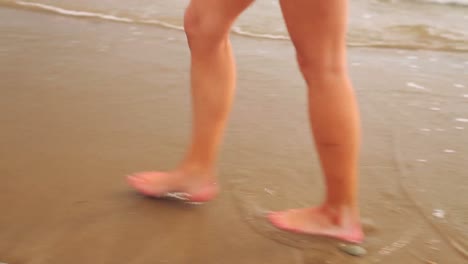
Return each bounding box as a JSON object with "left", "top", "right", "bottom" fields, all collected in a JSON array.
[
  {"left": 127, "top": 174, "right": 157, "bottom": 196},
  {"left": 126, "top": 174, "right": 145, "bottom": 187},
  {"left": 268, "top": 210, "right": 306, "bottom": 234},
  {"left": 127, "top": 172, "right": 163, "bottom": 186},
  {"left": 268, "top": 211, "right": 288, "bottom": 229}
]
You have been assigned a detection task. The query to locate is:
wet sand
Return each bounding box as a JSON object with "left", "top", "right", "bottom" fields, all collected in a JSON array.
[{"left": 1, "top": 7, "right": 467, "bottom": 264}]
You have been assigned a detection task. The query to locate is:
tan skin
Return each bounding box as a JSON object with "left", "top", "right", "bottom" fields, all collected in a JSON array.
[{"left": 127, "top": 0, "right": 364, "bottom": 243}]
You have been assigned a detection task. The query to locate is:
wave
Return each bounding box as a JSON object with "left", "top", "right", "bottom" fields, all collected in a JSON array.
[
  {"left": 5, "top": 0, "right": 185, "bottom": 30},
  {"left": 2, "top": 0, "right": 468, "bottom": 53},
  {"left": 383, "top": 0, "right": 468, "bottom": 6},
  {"left": 419, "top": 0, "right": 468, "bottom": 6},
  {"left": 350, "top": 24, "right": 468, "bottom": 52}
]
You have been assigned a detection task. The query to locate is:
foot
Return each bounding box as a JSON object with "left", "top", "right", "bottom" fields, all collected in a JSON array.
[
  {"left": 126, "top": 169, "right": 219, "bottom": 202},
  {"left": 268, "top": 206, "right": 364, "bottom": 243}
]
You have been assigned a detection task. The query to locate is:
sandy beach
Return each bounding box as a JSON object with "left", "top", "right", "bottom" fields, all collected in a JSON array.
[{"left": 0, "top": 6, "right": 467, "bottom": 264}]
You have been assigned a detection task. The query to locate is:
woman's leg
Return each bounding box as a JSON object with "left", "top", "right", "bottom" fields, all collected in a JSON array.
[
  {"left": 268, "top": 0, "right": 364, "bottom": 243},
  {"left": 127, "top": 0, "right": 253, "bottom": 202}
]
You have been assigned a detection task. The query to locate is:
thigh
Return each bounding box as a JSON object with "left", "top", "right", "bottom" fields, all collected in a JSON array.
[
  {"left": 279, "top": 0, "right": 348, "bottom": 65},
  {"left": 185, "top": 0, "right": 254, "bottom": 34}
]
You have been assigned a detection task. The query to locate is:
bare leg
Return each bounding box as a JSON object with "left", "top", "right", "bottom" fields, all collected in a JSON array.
[
  {"left": 127, "top": 0, "right": 253, "bottom": 202},
  {"left": 268, "top": 0, "right": 364, "bottom": 243}
]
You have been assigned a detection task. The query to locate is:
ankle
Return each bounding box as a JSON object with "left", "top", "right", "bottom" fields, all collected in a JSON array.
[
  {"left": 319, "top": 203, "right": 361, "bottom": 226},
  {"left": 177, "top": 162, "right": 217, "bottom": 179}
]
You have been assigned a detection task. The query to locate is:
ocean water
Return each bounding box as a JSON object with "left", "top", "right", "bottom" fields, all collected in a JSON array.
[{"left": 1, "top": 0, "right": 467, "bottom": 52}]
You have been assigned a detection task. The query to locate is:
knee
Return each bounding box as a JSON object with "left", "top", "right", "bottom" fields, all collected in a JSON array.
[
  {"left": 296, "top": 51, "right": 348, "bottom": 85},
  {"left": 184, "top": 7, "right": 230, "bottom": 51}
]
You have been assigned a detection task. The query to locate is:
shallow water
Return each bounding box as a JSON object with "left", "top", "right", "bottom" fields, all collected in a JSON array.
[
  {"left": 1, "top": 4, "right": 467, "bottom": 263},
  {"left": 1, "top": 0, "right": 468, "bottom": 52}
]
